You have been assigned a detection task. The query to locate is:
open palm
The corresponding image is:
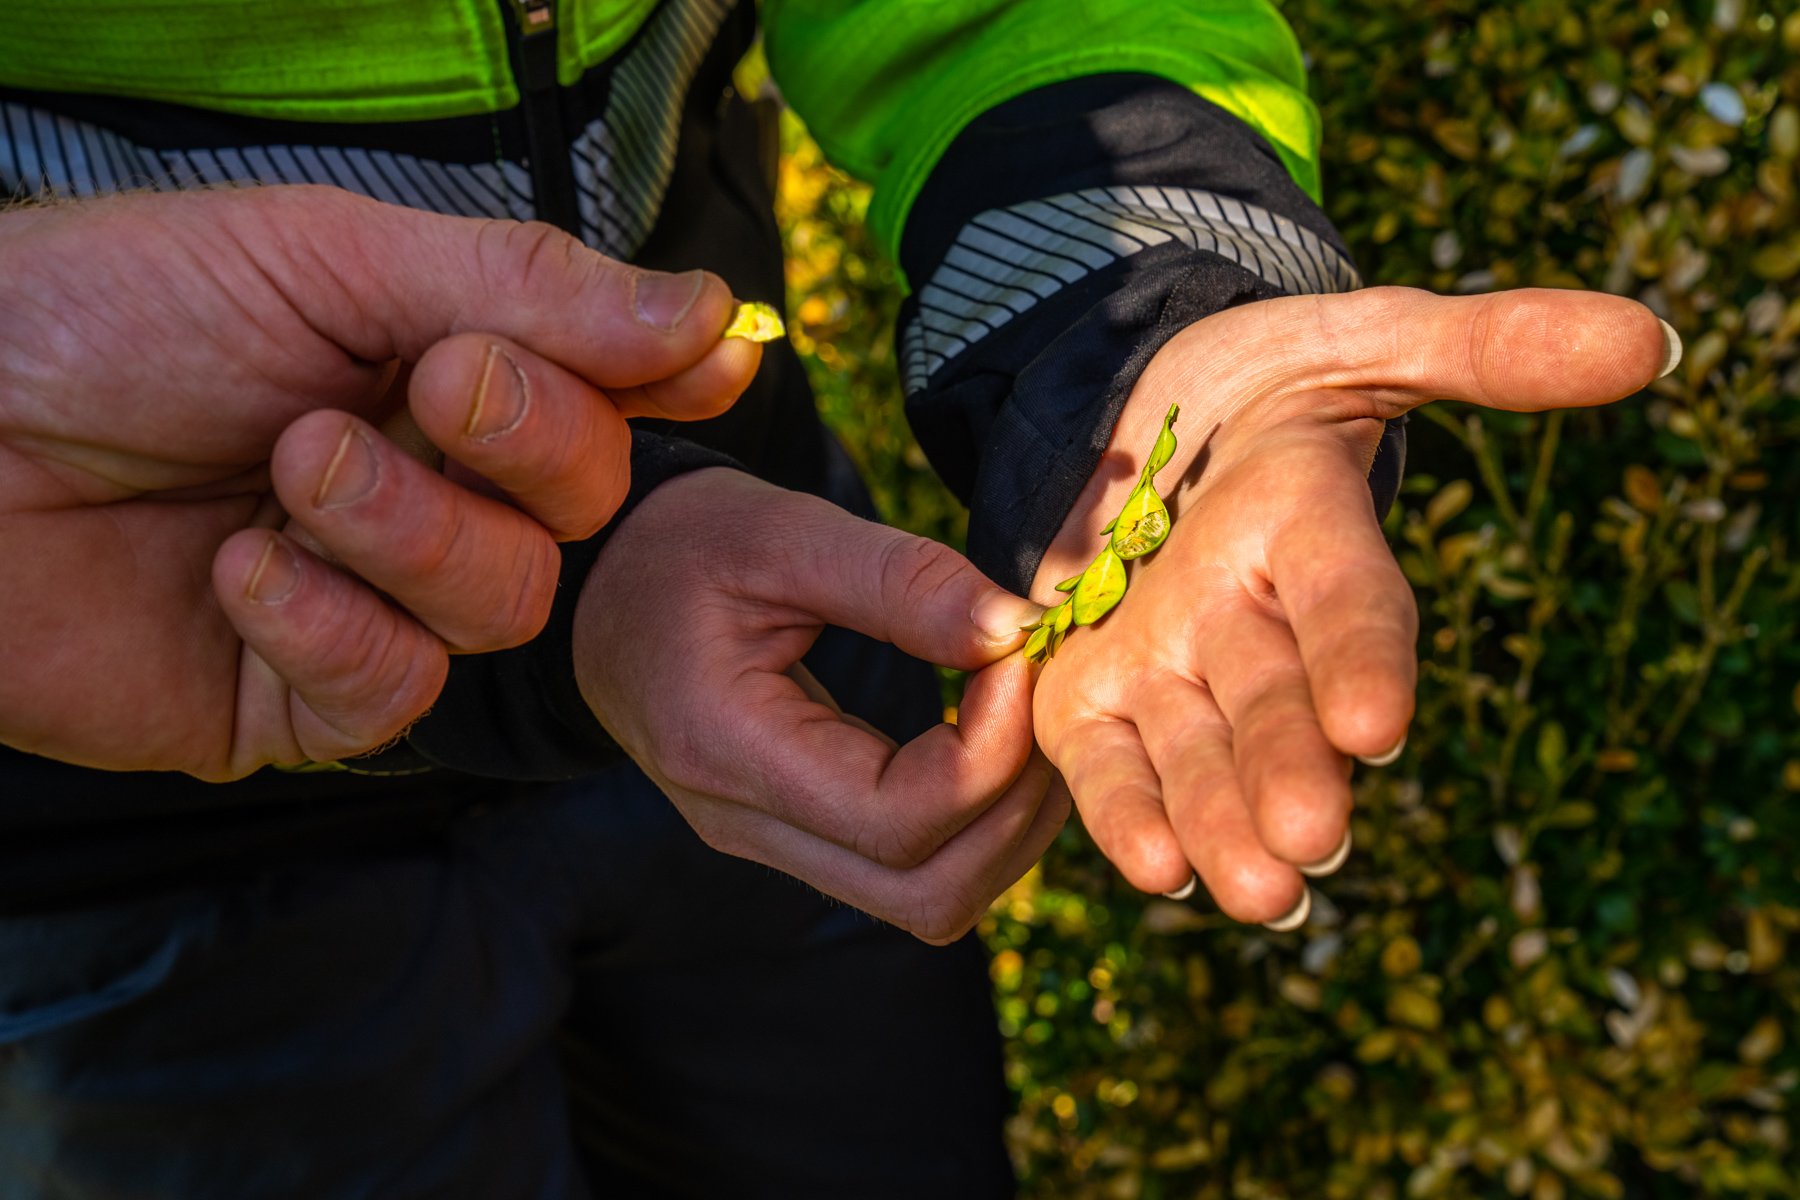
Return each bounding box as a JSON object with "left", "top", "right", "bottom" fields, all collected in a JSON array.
[{"left": 1030, "top": 287, "right": 1676, "bottom": 923}]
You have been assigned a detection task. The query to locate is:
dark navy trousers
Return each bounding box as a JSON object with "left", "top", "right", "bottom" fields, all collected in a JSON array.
[{"left": 0, "top": 632, "right": 1014, "bottom": 1198}]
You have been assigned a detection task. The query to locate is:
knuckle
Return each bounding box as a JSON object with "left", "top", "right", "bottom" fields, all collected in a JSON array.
[
  {"left": 389, "top": 487, "right": 466, "bottom": 582},
  {"left": 475, "top": 219, "right": 590, "bottom": 302},
  {"left": 903, "top": 892, "right": 978, "bottom": 945},
  {"left": 473, "top": 534, "right": 559, "bottom": 649},
  {"left": 858, "top": 817, "right": 938, "bottom": 871},
  {"left": 529, "top": 416, "right": 611, "bottom": 537},
  {"left": 875, "top": 534, "right": 967, "bottom": 615},
  {"left": 304, "top": 609, "right": 443, "bottom": 743},
  {"left": 565, "top": 410, "right": 634, "bottom": 540},
  {"left": 654, "top": 712, "right": 728, "bottom": 798},
  {"left": 1464, "top": 293, "right": 1505, "bottom": 404},
  {"left": 574, "top": 453, "right": 631, "bottom": 541}
]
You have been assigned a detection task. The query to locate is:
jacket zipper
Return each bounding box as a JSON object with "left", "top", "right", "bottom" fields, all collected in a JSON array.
[{"left": 502, "top": 0, "right": 580, "bottom": 233}]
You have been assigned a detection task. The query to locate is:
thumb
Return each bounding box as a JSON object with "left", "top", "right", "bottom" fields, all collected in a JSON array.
[
  {"left": 222, "top": 185, "right": 755, "bottom": 420},
  {"left": 748, "top": 485, "right": 1046, "bottom": 670},
  {"left": 1254, "top": 286, "right": 1679, "bottom": 414}
]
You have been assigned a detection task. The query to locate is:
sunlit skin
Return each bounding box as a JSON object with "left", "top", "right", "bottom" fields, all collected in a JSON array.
[
  {"left": 0, "top": 185, "right": 1678, "bottom": 948},
  {"left": 0, "top": 186, "right": 759, "bottom": 780},
  {"left": 1029, "top": 287, "right": 1677, "bottom": 924},
  {"left": 573, "top": 468, "right": 1062, "bottom": 945}
]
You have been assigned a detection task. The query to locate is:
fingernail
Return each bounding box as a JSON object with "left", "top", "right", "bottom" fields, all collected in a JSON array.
[
  {"left": 1163, "top": 875, "right": 1198, "bottom": 901},
  {"left": 1262, "top": 887, "right": 1313, "bottom": 933},
  {"left": 1358, "top": 735, "right": 1406, "bottom": 768},
  {"left": 634, "top": 269, "right": 705, "bottom": 332},
  {"left": 244, "top": 536, "right": 300, "bottom": 605},
  {"left": 465, "top": 344, "right": 529, "bottom": 442},
  {"left": 314, "top": 425, "right": 379, "bottom": 509},
  {"left": 972, "top": 591, "right": 1047, "bottom": 644},
  {"left": 1657, "top": 319, "right": 1683, "bottom": 379},
  {"left": 1299, "top": 829, "right": 1353, "bottom": 879}
]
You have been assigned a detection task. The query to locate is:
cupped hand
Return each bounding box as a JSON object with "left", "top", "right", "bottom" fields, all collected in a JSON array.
[
  {"left": 0, "top": 186, "right": 759, "bottom": 779},
  {"left": 1030, "top": 287, "right": 1677, "bottom": 925},
  {"left": 572, "top": 468, "right": 1065, "bottom": 943}
]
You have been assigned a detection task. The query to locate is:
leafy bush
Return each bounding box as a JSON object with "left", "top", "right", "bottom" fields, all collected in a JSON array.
[{"left": 773, "top": 2, "right": 1800, "bottom": 1194}]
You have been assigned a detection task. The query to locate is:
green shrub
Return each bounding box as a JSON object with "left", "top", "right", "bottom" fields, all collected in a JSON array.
[{"left": 775, "top": 3, "right": 1800, "bottom": 1194}]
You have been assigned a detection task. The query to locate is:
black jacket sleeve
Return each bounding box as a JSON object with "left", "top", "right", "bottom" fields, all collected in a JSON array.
[{"left": 896, "top": 73, "right": 1404, "bottom": 595}]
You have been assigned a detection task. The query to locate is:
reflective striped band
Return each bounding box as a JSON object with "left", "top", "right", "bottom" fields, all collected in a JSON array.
[
  {"left": 0, "top": 0, "right": 730, "bottom": 262},
  {"left": 0, "top": 101, "right": 537, "bottom": 221},
  {"left": 574, "top": 0, "right": 730, "bottom": 255},
  {"left": 901, "top": 185, "right": 1361, "bottom": 396}
]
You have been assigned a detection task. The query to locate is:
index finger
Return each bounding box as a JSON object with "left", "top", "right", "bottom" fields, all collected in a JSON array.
[
  {"left": 722, "top": 655, "right": 1037, "bottom": 871},
  {"left": 697, "top": 749, "right": 1059, "bottom": 944}
]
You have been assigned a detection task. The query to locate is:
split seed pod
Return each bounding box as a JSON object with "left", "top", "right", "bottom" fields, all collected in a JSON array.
[
  {"left": 1112, "top": 483, "right": 1170, "bottom": 559},
  {"left": 722, "top": 301, "right": 786, "bottom": 342}
]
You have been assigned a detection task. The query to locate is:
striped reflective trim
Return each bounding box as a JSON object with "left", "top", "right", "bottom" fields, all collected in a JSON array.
[
  {"left": 573, "top": 0, "right": 732, "bottom": 257},
  {"left": 1, "top": 0, "right": 731, "bottom": 259},
  {"left": 901, "top": 185, "right": 1362, "bottom": 395},
  {"left": 0, "top": 99, "right": 535, "bottom": 221}
]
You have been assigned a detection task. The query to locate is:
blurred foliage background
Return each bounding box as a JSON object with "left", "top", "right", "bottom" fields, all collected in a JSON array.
[{"left": 768, "top": 2, "right": 1800, "bottom": 1196}]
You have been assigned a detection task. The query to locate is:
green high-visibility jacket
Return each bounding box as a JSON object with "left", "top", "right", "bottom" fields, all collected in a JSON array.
[{"left": 1, "top": 0, "right": 1322, "bottom": 258}]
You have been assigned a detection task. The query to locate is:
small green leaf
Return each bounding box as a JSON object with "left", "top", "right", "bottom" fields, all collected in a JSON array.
[
  {"left": 1144, "top": 403, "right": 1181, "bottom": 478},
  {"left": 1099, "top": 517, "right": 1118, "bottom": 534},
  {"left": 1054, "top": 574, "right": 1082, "bottom": 593},
  {"left": 1053, "top": 601, "right": 1074, "bottom": 635},
  {"left": 1112, "top": 482, "right": 1171, "bottom": 560},
  {"left": 1071, "top": 546, "right": 1128, "bottom": 625},
  {"left": 1024, "top": 624, "right": 1051, "bottom": 661}
]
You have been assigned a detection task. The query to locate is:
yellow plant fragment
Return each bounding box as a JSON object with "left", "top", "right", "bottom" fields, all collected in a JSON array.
[{"left": 722, "top": 300, "right": 786, "bottom": 342}]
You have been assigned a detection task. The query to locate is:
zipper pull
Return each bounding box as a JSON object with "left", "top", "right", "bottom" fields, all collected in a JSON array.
[{"left": 507, "top": 0, "right": 558, "bottom": 90}]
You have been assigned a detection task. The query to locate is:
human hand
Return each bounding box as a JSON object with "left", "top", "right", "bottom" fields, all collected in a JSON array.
[
  {"left": 1030, "top": 287, "right": 1678, "bottom": 925},
  {"left": 0, "top": 186, "right": 758, "bottom": 779},
  {"left": 572, "top": 468, "right": 1064, "bottom": 943}
]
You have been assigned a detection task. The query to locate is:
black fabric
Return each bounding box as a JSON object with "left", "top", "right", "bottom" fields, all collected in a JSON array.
[
  {"left": 897, "top": 74, "right": 1404, "bottom": 594},
  {"left": 0, "top": 769, "right": 1009, "bottom": 1197},
  {"left": 0, "top": 82, "right": 528, "bottom": 164},
  {"left": 0, "top": 764, "right": 487, "bottom": 914}
]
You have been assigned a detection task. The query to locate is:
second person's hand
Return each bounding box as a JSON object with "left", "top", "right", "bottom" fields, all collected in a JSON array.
[
  {"left": 573, "top": 469, "right": 1065, "bottom": 943},
  {"left": 1029, "top": 287, "right": 1677, "bottom": 925},
  {"left": 0, "top": 186, "right": 758, "bottom": 779}
]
